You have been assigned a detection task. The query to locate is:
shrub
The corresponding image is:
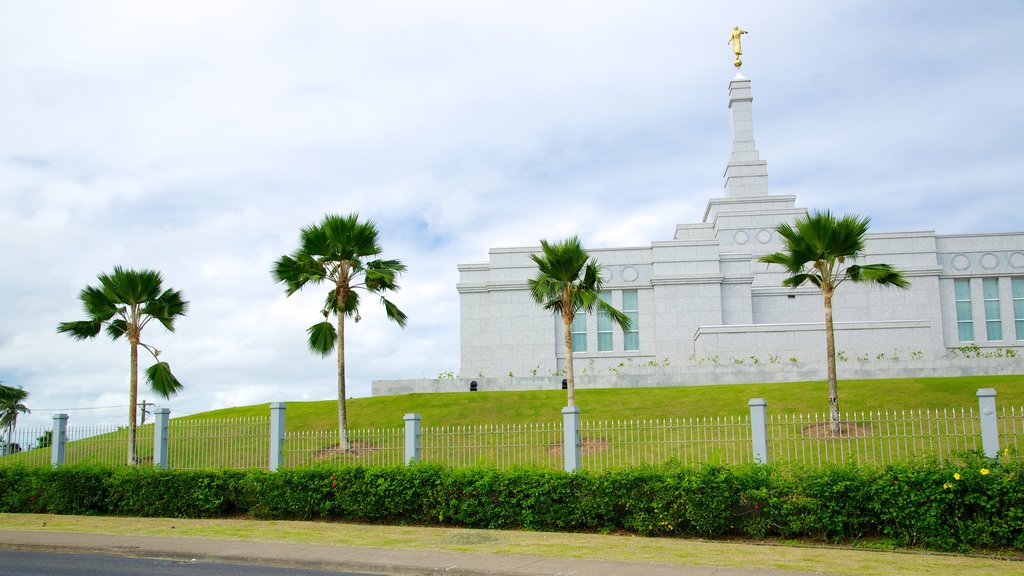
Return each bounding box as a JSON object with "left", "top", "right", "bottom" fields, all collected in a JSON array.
[{"left": 0, "top": 458, "right": 1020, "bottom": 552}]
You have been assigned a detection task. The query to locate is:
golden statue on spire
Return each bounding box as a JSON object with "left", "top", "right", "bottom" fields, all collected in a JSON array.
[{"left": 728, "top": 25, "right": 748, "bottom": 68}]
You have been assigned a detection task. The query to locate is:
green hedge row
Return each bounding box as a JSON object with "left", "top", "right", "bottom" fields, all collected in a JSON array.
[{"left": 2, "top": 455, "right": 1021, "bottom": 552}]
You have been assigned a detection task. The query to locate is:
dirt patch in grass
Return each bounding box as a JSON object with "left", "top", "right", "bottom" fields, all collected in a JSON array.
[
  {"left": 546, "top": 437, "right": 609, "bottom": 457},
  {"left": 313, "top": 440, "right": 377, "bottom": 460},
  {"left": 801, "top": 422, "right": 873, "bottom": 439}
]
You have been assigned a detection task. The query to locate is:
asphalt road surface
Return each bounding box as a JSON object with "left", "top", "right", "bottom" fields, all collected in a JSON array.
[{"left": 0, "top": 550, "right": 383, "bottom": 576}]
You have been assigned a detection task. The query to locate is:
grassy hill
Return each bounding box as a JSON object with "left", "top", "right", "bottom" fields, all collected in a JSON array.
[{"left": 183, "top": 375, "right": 1024, "bottom": 430}]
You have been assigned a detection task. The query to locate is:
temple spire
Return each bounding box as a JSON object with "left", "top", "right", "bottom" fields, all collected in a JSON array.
[{"left": 723, "top": 72, "right": 769, "bottom": 197}]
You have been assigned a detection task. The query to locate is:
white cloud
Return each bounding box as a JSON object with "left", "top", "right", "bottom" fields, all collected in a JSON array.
[{"left": 2, "top": 0, "right": 1021, "bottom": 428}]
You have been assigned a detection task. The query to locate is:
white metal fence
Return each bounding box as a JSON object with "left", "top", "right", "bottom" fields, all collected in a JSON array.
[
  {"left": 169, "top": 417, "right": 269, "bottom": 470},
  {"left": 421, "top": 422, "right": 564, "bottom": 469},
  {"left": 581, "top": 416, "right": 753, "bottom": 470},
  {"left": 767, "top": 408, "right": 985, "bottom": 468},
  {"left": 3, "top": 401, "right": 1021, "bottom": 472},
  {"left": 284, "top": 427, "right": 404, "bottom": 468},
  {"left": 0, "top": 423, "right": 152, "bottom": 467}
]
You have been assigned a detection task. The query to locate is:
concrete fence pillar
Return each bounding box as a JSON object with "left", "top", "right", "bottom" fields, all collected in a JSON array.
[
  {"left": 51, "top": 414, "right": 68, "bottom": 467},
  {"left": 977, "top": 388, "right": 999, "bottom": 458},
  {"left": 404, "top": 413, "right": 422, "bottom": 464},
  {"left": 562, "top": 406, "right": 581, "bottom": 473},
  {"left": 748, "top": 398, "right": 769, "bottom": 464},
  {"left": 269, "top": 402, "right": 286, "bottom": 471},
  {"left": 153, "top": 408, "right": 170, "bottom": 469}
]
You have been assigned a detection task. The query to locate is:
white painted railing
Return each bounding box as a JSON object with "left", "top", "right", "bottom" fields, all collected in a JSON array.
[{"left": 2, "top": 391, "right": 1018, "bottom": 472}]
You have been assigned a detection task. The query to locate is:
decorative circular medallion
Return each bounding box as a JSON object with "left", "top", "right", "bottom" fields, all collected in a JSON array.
[
  {"left": 733, "top": 231, "right": 749, "bottom": 245},
  {"left": 756, "top": 229, "right": 773, "bottom": 244},
  {"left": 951, "top": 254, "right": 970, "bottom": 271},
  {"left": 622, "top": 266, "right": 639, "bottom": 283},
  {"left": 1010, "top": 252, "right": 1024, "bottom": 269},
  {"left": 980, "top": 253, "right": 999, "bottom": 270}
]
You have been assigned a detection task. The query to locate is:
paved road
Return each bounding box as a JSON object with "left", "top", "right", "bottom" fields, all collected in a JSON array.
[
  {"left": 0, "top": 530, "right": 836, "bottom": 576},
  {"left": 0, "top": 550, "right": 380, "bottom": 576}
]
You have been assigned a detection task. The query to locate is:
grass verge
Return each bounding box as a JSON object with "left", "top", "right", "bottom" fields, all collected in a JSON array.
[{"left": 1, "top": 513, "right": 1021, "bottom": 576}]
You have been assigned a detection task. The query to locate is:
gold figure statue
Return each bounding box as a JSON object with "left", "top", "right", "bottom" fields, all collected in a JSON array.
[{"left": 728, "top": 25, "right": 748, "bottom": 68}]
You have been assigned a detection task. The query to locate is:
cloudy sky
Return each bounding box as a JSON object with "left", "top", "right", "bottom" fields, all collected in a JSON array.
[{"left": 2, "top": 1, "right": 1021, "bottom": 429}]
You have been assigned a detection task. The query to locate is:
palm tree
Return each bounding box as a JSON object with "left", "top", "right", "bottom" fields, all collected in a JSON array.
[
  {"left": 529, "top": 236, "right": 631, "bottom": 407},
  {"left": 0, "top": 383, "right": 30, "bottom": 452},
  {"left": 58, "top": 267, "right": 188, "bottom": 465},
  {"left": 759, "top": 211, "right": 909, "bottom": 432},
  {"left": 273, "top": 213, "right": 408, "bottom": 451}
]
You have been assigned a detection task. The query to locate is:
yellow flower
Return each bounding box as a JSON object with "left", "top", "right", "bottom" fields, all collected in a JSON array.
[
  {"left": 953, "top": 473, "right": 961, "bottom": 480},
  {"left": 980, "top": 468, "right": 990, "bottom": 476},
  {"left": 942, "top": 482, "right": 953, "bottom": 489}
]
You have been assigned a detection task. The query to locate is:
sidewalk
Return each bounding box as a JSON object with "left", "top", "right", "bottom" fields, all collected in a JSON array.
[{"left": 0, "top": 529, "right": 834, "bottom": 576}]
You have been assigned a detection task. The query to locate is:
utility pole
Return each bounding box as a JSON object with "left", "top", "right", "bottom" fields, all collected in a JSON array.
[{"left": 139, "top": 400, "right": 150, "bottom": 427}]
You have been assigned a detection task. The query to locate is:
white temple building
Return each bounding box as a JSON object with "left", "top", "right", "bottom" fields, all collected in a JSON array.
[{"left": 374, "top": 71, "right": 1023, "bottom": 396}]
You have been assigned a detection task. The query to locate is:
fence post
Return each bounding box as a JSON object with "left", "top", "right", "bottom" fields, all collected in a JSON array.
[
  {"left": 51, "top": 414, "right": 68, "bottom": 467},
  {"left": 562, "top": 406, "right": 581, "bottom": 473},
  {"left": 153, "top": 408, "right": 170, "bottom": 469},
  {"left": 404, "top": 413, "right": 421, "bottom": 464},
  {"left": 748, "top": 398, "right": 769, "bottom": 464},
  {"left": 977, "top": 388, "right": 999, "bottom": 458},
  {"left": 269, "top": 402, "right": 286, "bottom": 471}
]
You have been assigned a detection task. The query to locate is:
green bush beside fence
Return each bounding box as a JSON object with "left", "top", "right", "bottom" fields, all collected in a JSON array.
[{"left": 1, "top": 455, "right": 1021, "bottom": 553}]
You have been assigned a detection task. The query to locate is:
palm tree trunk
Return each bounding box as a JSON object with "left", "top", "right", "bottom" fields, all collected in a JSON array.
[
  {"left": 823, "top": 288, "right": 840, "bottom": 434},
  {"left": 337, "top": 307, "right": 351, "bottom": 451},
  {"left": 128, "top": 340, "right": 139, "bottom": 465},
  {"left": 563, "top": 310, "right": 575, "bottom": 407}
]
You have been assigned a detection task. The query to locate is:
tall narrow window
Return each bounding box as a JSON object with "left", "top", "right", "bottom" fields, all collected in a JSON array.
[
  {"left": 954, "top": 279, "right": 974, "bottom": 342},
  {"left": 622, "top": 289, "right": 639, "bottom": 351},
  {"left": 983, "top": 278, "right": 1002, "bottom": 341},
  {"left": 597, "top": 291, "right": 613, "bottom": 352},
  {"left": 570, "top": 313, "right": 587, "bottom": 352},
  {"left": 1013, "top": 277, "right": 1024, "bottom": 340}
]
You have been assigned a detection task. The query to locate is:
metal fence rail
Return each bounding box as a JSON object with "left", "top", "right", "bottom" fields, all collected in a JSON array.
[
  {"left": 4, "top": 400, "right": 1020, "bottom": 472},
  {"left": 285, "top": 427, "right": 404, "bottom": 468},
  {"left": 0, "top": 423, "right": 151, "bottom": 467},
  {"left": 999, "top": 405, "right": 1023, "bottom": 456},
  {"left": 421, "top": 422, "right": 563, "bottom": 469},
  {"left": 169, "top": 417, "right": 269, "bottom": 470},
  {"left": 581, "top": 416, "right": 753, "bottom": 470},
  {"left": 67, "top": 424, "right": 154, "bottom": 466},
  {"left": 0, "top": 425, "right": 51, "bottom": 466},
  {"left": 766, "top": 408, "right": 988, "bottom": 468}
]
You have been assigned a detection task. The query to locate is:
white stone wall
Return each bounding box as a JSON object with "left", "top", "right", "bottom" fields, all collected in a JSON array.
[
  {"left": 452, "top": 219, "right": 1024, "bottom": 381},
  {"left": 373, "top": 356, "right": 1024, "bottom": 396}
]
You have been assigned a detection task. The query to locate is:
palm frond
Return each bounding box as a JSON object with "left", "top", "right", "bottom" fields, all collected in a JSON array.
[
  {"left": 380, "top": 296, "right": 408, "bottom": 328},
  {"left": 57, "top": 320, "right": 103, "bottom": 340},
  {"left": 364, "top": 258, "right": 406, "bottom": 292},
  {"left": 145, "top": 361, "right": 184, "bottom": 398},
  {"left": 781, "top": 273, "right": 821, "bottom": 289},
  {"left": 100, "top": 267, "right": 165, "bottom": 306},
  {"left": 106, "top": 319, "right": 129, "bottom": 340},
  {"left": 847, "top": 263, "right": 911, "bottom": 288},
  {"left": 597, "top": 299, "right": 632, "bottom": 332},
  {"left": 273, "top": 254, "right": 317, "bottom": 294},
  {"left": 306, "top": 321, "right": 338, "bottom": 356},
  {"left": 79, "top": 285, "right": 118, "bottom": 320}
]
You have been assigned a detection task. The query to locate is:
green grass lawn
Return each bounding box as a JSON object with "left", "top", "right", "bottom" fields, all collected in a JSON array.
[{"left": 184, "top": 375, "right": 1024, "bottom": 430}]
